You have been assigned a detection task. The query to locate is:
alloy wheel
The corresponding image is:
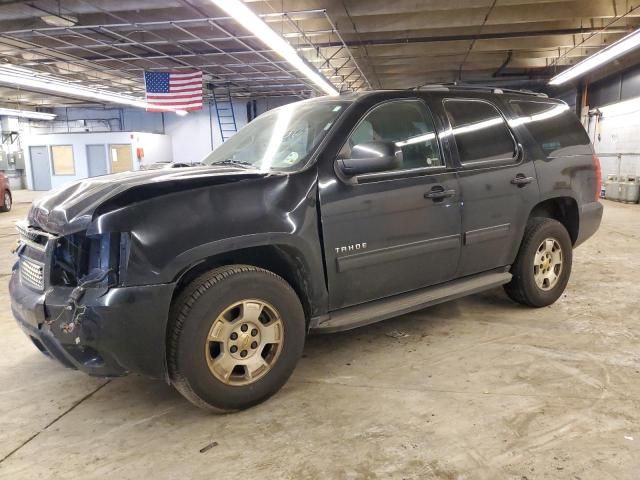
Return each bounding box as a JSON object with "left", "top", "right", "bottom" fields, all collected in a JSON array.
[
  {"left": 205, "top": 299, "right": 284, "bottom": 386},
  {"left": 533, "top": 238, "right": 563, "bottom": 291}
]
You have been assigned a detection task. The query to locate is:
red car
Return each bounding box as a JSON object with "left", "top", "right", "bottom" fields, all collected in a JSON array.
[{"left": 0, "top": 172, "right": 12, "bottom": 212}]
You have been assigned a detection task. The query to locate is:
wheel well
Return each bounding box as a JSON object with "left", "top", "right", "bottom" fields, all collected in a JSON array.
[
  {"left": 529, "top": 197, "right": 579, "bottom": 244},
  {"left": 172, "top": 245, "right": 313, "bottom": 322}
]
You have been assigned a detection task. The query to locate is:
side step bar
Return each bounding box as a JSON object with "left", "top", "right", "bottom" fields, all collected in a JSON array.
[{"left": 310, "top": 270, "right": 512, "bottom": 334}]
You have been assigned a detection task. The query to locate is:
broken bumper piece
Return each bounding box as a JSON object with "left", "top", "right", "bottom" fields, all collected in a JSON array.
[{"left": 9, "top": 270, "right": 175, "bottom": 380}]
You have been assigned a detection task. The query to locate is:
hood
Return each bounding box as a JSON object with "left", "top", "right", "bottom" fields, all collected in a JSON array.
[{"left": 28, "top": 166, "right": 269, "bottom": 235}]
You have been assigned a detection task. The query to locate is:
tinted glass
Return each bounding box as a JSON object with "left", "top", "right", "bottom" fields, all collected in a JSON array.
[
  {"left": 444, "top": 99, "right": 516, "bottom": 166},
  {"left": 341, "top": 100, "right": 443, "bottom": 170},
  {"left": 510, "top": 101, "right": 591, "bottom": 157}
]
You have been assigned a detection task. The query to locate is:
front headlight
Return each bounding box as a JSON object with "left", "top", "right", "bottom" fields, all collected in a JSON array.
[{"left": 51, "top": 232, "right": 125, "bottom": 287}]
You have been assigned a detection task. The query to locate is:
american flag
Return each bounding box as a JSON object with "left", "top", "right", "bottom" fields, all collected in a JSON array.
[{"left": 144, "top": 70, "right": 203, "bottom": 112}]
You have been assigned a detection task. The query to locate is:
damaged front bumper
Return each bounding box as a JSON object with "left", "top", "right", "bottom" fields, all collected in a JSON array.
[{"left": 9, "top": 267, "right": 175, "bottom": 380}]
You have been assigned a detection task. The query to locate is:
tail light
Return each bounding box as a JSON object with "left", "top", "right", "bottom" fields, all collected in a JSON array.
[{"left": 593, "top": 153, "right": 602, "bottom": 201}]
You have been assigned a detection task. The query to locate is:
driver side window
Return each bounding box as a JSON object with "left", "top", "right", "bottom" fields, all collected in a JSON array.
[{"left": 340, "top": 100, "right": 443, "bottom": 171}]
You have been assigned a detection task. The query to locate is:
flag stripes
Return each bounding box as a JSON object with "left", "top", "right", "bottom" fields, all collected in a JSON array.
[{"left": 144, "top": 70, "right": 203, "bottom": 112}]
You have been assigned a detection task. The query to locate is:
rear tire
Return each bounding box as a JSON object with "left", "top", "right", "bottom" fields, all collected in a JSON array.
[
  {"left": 168, "top": 265, "right": 306, "bottom": 412},
  {"left": 504, "top": 217, "right": 573, "bottom": 307}
]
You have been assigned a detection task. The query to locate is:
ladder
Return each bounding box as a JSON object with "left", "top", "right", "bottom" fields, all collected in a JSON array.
[{"left": 212, "top": 84, "right": 237, "bottom": 143}]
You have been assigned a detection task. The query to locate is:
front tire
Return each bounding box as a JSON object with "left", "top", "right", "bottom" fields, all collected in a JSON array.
[
  {"left": 168, "top": 265, "right": 306, "bottom": 412},
  {"left": 504, "top": 217, "right": 573, "bottom": 307}
]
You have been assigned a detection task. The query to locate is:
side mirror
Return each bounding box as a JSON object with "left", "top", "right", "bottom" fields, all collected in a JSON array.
[{"left": 336, "top": 141, "right": 402, "bottom": 176}]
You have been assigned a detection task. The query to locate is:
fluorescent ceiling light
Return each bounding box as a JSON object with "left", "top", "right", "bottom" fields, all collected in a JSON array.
[
  {"left": 2, "top": 64, "right": 35, "bottom": 75},
  {"left": 175, "top": 110, "right": 188, "bottom": 116},
  {"left": 509, "top": 103, "right": 570, "bottom": 127},
  {"left": 0, "top": 64, "right": 149, "bottom": 109},
  {"left": 210, "top": 0, "right": 339, "bottom": 96},
  {"left": 0, "top": 107, "right": 56, "bottom": 120},
  {"left": 597, "top": 96, "right": 640, "bottom": 117},
  {"left": 396, "top": 132, "right": 436, "bottom": 147},
  {"left": 448, "top": 117, "right": 505, "bottom": 136},
  {"left": 41, "top": 14, "right": 77, "bottom": 27},
  {"left": 549, "top": 27, "right": 640, "bottom": 85},
  {"left": 261, "top": 104, "right": 294, "bottom": 170}
]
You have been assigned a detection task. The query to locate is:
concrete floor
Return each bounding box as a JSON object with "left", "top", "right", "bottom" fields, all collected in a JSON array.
[{"left": 0, "top": 190, "right": 639, "bottom": 480}]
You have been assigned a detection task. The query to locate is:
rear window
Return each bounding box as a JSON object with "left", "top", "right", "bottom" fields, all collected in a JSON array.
[
  {"left": 443, "top": 99, "right": 517, "bottom": 166},
  {"left": 510, "top": 101, "right": 591, "bottom": 157}
]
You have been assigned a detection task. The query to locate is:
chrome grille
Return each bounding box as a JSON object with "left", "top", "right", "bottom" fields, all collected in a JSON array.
[
  {"left": 16, "top": 220, "right": 57, "bottom": 252},
  {"left": 20, "top": 257, "right": 45, "bottom": 290}
]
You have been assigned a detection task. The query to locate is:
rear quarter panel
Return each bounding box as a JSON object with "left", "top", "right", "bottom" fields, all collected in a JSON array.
[{"left": 503, "top": 98, "right": 596, "bottom": 207}]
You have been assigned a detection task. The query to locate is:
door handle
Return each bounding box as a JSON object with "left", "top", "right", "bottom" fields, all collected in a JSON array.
[
  {"left": 511, "top": 175, "right": 534, "bottom": 186},
  {"left": 425, "top": 187, "right": 456, "bottom": 200}
]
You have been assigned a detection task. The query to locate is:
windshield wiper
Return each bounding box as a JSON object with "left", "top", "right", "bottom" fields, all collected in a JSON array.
[{"left": 215, "top": 159, "right": 256, "bottom": 169}]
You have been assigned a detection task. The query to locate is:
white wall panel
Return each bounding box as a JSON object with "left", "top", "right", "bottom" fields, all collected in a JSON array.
[
  {"left": 23, "top": 131, "right": 172, "bottom": 190},
  {"left": 164, "top": 97, "right": 297, "bottom": 163},
  {"left": 591, "top": 109, "right": 640, "bottom": 179},
  {"left": 20, "top": 96, "right": 300, "bottom": 189},
  {"left": 164, "top": 108, "right": 216, "bottom": 164}
]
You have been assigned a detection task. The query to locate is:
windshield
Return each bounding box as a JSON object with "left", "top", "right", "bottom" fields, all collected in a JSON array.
[{"left": 202, "top": 100, "right": 349, "bottom": 172}]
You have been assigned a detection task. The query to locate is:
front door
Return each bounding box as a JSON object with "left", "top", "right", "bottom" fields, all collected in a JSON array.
[
  {"left": 29, "top": 146, "right": 51, "bottom": 191},
  {"left": 438, "top": 98, "right": 540, "bottom": 277},
  {"left": 87, "top": 144, "right": 108, "bottom": 177},
  {"left": 319, "top": 99, "right": 462, "bottom": 310}
]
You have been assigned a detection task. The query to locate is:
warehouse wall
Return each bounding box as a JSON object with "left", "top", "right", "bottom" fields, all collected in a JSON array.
[
  {"left": 27, "top": 107, "right": 164, "bottom": 135},
  {"left": 26, "top": 97, "right": 298, "bottom": 164},
  {"left": 588, "top": 64, "right": 640, "bottom": 109},
  {"left": 589, "top": 113, "right": 640, "bottom": 178},
  {"left": 164, "top": 96, "right": 295, "bottom": 163},
  {"left": 23, "top": 131, "right": 172, "bottom": 190},
  {"left": 586, "top": 64, "right": 640, "bottom": 179},
  {"left": 17, "top": 96, "right": 299, "bottom": 190},
  {"left": 164, "top": 106, "right": 229, "bottom": 163},
  {"left": 136, "top": 132, "right": 174, "bottom": 167}
]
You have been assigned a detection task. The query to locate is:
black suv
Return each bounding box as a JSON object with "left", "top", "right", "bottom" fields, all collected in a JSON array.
[{"left": 10, "top": 87, "right": 603, "bottom": 411}]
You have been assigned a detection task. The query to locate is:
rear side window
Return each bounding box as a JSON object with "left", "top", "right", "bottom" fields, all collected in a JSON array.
[
  {"left": 510, "top": 101, "right": 591, "bottom": 157},
  {"left": 443, "top": 99, "right": 516, "bottom": 166}
]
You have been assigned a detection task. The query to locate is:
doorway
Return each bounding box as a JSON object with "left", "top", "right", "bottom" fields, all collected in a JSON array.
[
  {"left": 29, "top": 145, "right": 52, "bottom": 191},
  {"left": 86, "top": 144, "right": 108, "bottom": 177}
]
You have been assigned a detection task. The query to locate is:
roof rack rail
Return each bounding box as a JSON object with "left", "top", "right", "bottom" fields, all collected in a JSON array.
[{"left": 412, "top": 83, "right": 548, "bottom": 98}]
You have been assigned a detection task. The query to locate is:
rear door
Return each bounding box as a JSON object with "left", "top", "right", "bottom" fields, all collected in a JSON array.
[
  {"left": 438, "top": 97, "right": 540, "bottom": 277},
  {"left": 318, "top": 98, "right": 462, "bottom": 310}
]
